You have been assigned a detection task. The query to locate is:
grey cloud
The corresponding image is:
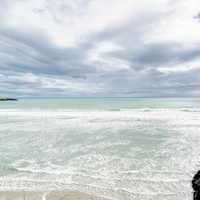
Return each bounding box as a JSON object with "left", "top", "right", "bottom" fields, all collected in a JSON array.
[
  {"left": 0, "top": 27, "right": 97, "bottom": 78},
  {"left": 89, "top": 8, "right": 199, "bottom": 71},
  {"left": 1, "top": 0, "right": 200, "bottom": 97},
  {"left": 99, "top": 40, "right": 200, "bottom": 71},
  {"left": 133, "top": 43, "right": 200, "bottom": 68},
  {"left": 96, "top": 67, "right": 200, "bottom": 97},
  {"left": 194, "top": 12, "right": 200, "bottom": 21}
]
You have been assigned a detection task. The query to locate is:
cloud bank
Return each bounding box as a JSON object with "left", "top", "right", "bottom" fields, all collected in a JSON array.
[{"left": 1, "top": 0, "right": 200, "bottom": 97}]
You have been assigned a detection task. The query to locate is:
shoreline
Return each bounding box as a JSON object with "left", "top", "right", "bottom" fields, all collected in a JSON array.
[{"left": 0, "top": 191, "right": 107, "bottom": 200}]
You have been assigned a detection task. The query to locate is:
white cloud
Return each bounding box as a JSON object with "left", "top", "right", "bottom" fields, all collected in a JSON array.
[
  {"left": 1, "top": 0, "right": 200, "bottom": 96},
  {"left": 148, "top": 0, "right": 200, "bottom": 44},
  {"left": 3, "top": 0, "right": 170, "bottom": 46}
]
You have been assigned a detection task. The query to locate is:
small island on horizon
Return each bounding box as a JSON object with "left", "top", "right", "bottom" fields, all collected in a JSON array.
[{"left": 0, "top": 97, "right": 18, "bottom": 101}]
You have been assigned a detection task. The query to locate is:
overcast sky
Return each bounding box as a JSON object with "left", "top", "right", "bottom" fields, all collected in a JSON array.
[{"left": 0, "top": 0, "right": 200, "bottom": 97}]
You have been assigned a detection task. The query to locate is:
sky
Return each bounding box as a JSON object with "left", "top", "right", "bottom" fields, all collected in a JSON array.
[{"left": 0, "top": 0, "right": 200, "bottom": 97}]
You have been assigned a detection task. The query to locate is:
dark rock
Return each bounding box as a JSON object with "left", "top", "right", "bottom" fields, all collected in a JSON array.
[
  {"left": 192, "top": 171, "right": 200, "bottom": 200},
  {"left": 0, "top": 97, "right": 18, "bottom": 101}
]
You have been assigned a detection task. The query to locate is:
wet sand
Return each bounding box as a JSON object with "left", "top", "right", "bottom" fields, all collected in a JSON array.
[{"left": 0, "top": 191, "right": 106, "bottom": 200}]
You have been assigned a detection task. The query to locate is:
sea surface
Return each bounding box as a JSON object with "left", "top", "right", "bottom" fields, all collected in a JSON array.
[{"left": 0, "top": 97, "right": 200, "bottom": 199}]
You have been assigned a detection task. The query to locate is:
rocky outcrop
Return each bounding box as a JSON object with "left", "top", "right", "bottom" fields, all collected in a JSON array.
[
  {"left": 192, "top": 171, "right": 200, "bottom": 199},
  {"left": 0, "top": 97, "right": 17, "bottom": 101}
]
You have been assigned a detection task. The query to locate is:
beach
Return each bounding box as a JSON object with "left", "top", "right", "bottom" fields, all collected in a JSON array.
[
  {"left": 0, "top": 191, "right": 106, "bottom": 200},
  {"left": 0, "top": 0, "right": 199, "bottom": 198},
  {"left": 0, "top": 98, "right": 199, "bottom": 199}
]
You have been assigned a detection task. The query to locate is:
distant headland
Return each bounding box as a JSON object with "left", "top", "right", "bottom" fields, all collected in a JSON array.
[{"left": 0, "top": 97, "right": 18, "bottom": 101}]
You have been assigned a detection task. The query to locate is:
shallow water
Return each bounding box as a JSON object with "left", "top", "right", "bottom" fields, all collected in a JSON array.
[{"left": 0, "top": 98, "right": 200, "bottom": 199}]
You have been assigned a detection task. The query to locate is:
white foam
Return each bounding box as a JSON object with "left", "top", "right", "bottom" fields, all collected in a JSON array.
[{"left": 0, "top": 107, "right": 199, "bottom": 199}]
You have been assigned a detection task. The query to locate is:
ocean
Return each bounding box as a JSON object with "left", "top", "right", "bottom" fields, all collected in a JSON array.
[{"left": 0, "top": 97, "right": 200, "bottom": 199}]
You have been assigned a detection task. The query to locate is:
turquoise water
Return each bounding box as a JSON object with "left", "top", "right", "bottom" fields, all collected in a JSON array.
[
  {"left": 0, "top": 98, "right": 200, "bottom": 199},
  {"left": 0, "top": 97, "right": 200, "bottom": 109}
]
